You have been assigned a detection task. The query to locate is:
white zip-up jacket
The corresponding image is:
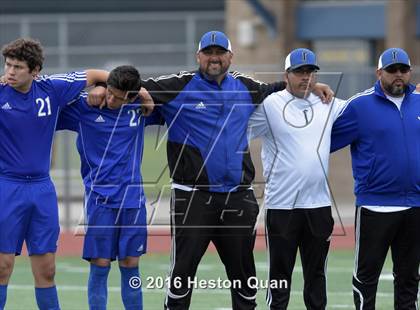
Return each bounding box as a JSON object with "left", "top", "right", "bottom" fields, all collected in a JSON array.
[{"left": 248, "top": 89, "right": 345, "bottom": 209}]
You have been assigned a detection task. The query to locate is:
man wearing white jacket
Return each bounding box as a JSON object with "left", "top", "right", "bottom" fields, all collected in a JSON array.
[{"left": 248, "top": 48, "right": 344, "bottom": 310}]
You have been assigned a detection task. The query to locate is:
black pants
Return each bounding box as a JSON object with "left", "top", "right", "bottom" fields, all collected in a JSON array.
[
  {"left": 164, "top": 189, "right": 259, "bottom": 310},
  {"left": 265, "top": 207, "right": 333, "bottom": 310},
  {"left": 353, "top": 207, "right": 420, "bottom": 310}
]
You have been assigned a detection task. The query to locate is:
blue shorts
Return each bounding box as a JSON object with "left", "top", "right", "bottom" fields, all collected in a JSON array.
[
  {"left": 0, "top": 177, "right": 59, "bottom": 255},
  {"left": 83, "top": 199, "right": 147, "bottom": 261}
]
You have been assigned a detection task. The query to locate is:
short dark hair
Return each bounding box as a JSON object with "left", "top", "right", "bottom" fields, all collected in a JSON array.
[
  {"left": 2, "top": 38, "right": 44, "bottom": 72},
  {"left": 107, "top": 65, "right": 141, "bottom": 99}
]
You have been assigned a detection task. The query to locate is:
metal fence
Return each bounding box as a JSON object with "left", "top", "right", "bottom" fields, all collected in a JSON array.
[{"left": 0, "top": 11, "right": 225, "bottom": 75}]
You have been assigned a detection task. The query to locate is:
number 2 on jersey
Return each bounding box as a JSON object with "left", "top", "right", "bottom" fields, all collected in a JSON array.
[
  {"left": 36, "top": 96, "right": 52, "bottom": 117},
  {"left": 128, "top": 109, "right": 141, "bottom": 127}
]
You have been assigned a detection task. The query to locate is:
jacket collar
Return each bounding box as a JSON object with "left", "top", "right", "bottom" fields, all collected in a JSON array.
[
  {"left": 374, "top": 80, "right": 416, "bottom": 100},
  {"left": 197, "top": 70, "right": 230, "bottom": 87}
]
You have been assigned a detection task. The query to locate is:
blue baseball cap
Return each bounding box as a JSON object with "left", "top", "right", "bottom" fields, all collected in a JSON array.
[
  {"left": 197, "top": 31, "right": 232, "bottom": 52},
  {"left": 285, "top": 48, "right": 319, "bottom": 71},
  {"left": 378, "top": 48, "right": 411, "bottom": 70}
]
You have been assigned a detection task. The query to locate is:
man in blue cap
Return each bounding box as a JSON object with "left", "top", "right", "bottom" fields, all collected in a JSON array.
[
  {"left": 331, "top": 48, "right": 420, "bottom": 309},
  {"left": 248, "top": 48, "right": 346, "bottom": 310},
  {"left": 141, "top": 31, "right": 335, "bottom": 310},
  {"left": 148, "top": 33, "right": 334, "bottom": 310}
]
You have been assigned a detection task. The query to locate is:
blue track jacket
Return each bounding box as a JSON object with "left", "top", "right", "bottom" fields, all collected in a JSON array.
[
  {"left": 331, "top": 81, "right": 420, "bottom": 207},
  {"left": 143, "top": 71, "right": 286, "bottom": 192}
]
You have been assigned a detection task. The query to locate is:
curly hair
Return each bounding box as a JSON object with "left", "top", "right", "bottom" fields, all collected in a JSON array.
[{"left": 2, "top": 38, "right": 44, "bottom": 72}]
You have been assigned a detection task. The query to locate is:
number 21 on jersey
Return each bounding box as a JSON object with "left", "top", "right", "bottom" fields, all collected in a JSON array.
[{"left": 36, "top": 96, "right": 52, "bottom": 117}]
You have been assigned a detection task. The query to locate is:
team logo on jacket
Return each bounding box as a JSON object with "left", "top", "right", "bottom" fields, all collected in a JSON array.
[
  {"left": 1, "top": 102, "right": 12, "bottom": 110},
  {"left": 417, "top": 116, "right": 420, "bottom": 121},
  {"left": 95, "top": 115, "right": 105, "bottom": 123},
  {"left": 195, "top": 101, "right": 206, "bottom": 109},
  {"left": 283, "top": 98, "right": 314, "bottom": 128}
]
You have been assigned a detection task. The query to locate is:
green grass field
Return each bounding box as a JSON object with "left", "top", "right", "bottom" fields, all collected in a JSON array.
[{"left": 7, "top": 250, "right": 395, "bottom": 309}]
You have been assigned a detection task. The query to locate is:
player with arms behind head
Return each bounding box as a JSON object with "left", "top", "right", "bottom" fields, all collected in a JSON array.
[{"left": 57, "top": 65, "right": 157, "bottom": 310}]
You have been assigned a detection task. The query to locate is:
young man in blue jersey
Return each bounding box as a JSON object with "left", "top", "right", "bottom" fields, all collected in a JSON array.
[
  {"left": 57, "top": 65, "right": 158, "bottom": 310},
  {"left": 0, "top": 38, "right": 110, "bottom": 310},
  {"left": 331, "top": 48, "right": 420, "bottom": 310}
]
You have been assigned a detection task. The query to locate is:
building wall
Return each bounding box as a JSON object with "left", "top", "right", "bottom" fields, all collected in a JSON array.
[
  {"left": 227, "top": 0, "right": 419, "bottom": 67},
  {"left": 226, "top": 0, "right": 286, "bottom": 77}
]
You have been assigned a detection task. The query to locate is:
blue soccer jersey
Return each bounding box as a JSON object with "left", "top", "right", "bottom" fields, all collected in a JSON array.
[
  {"left": 57, "top": 93, "right": 160, "bottom": 209},
  {"left": 0, "top": 72, "right": 87, "bottom": 179}
]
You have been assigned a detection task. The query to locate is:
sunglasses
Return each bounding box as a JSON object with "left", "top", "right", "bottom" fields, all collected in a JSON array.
[{"left": 384, "top": 65, "right": 410, "bottom": 74}]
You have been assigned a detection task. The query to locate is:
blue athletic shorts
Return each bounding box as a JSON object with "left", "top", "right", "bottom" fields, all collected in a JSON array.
[
  {"left": 83, "top": 197, "right": 147, "bottom": 261},
  {"left": 0, "top": 177, "right": 59, "bottom": 255}
]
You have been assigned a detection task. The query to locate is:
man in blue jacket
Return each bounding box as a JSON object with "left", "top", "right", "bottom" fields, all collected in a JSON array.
[
  {"left": 331, "top": 48, "right": 420, "bottom": 310},
  {"left": 143, "top": 32, "right": 333, "bottom": 310}
]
